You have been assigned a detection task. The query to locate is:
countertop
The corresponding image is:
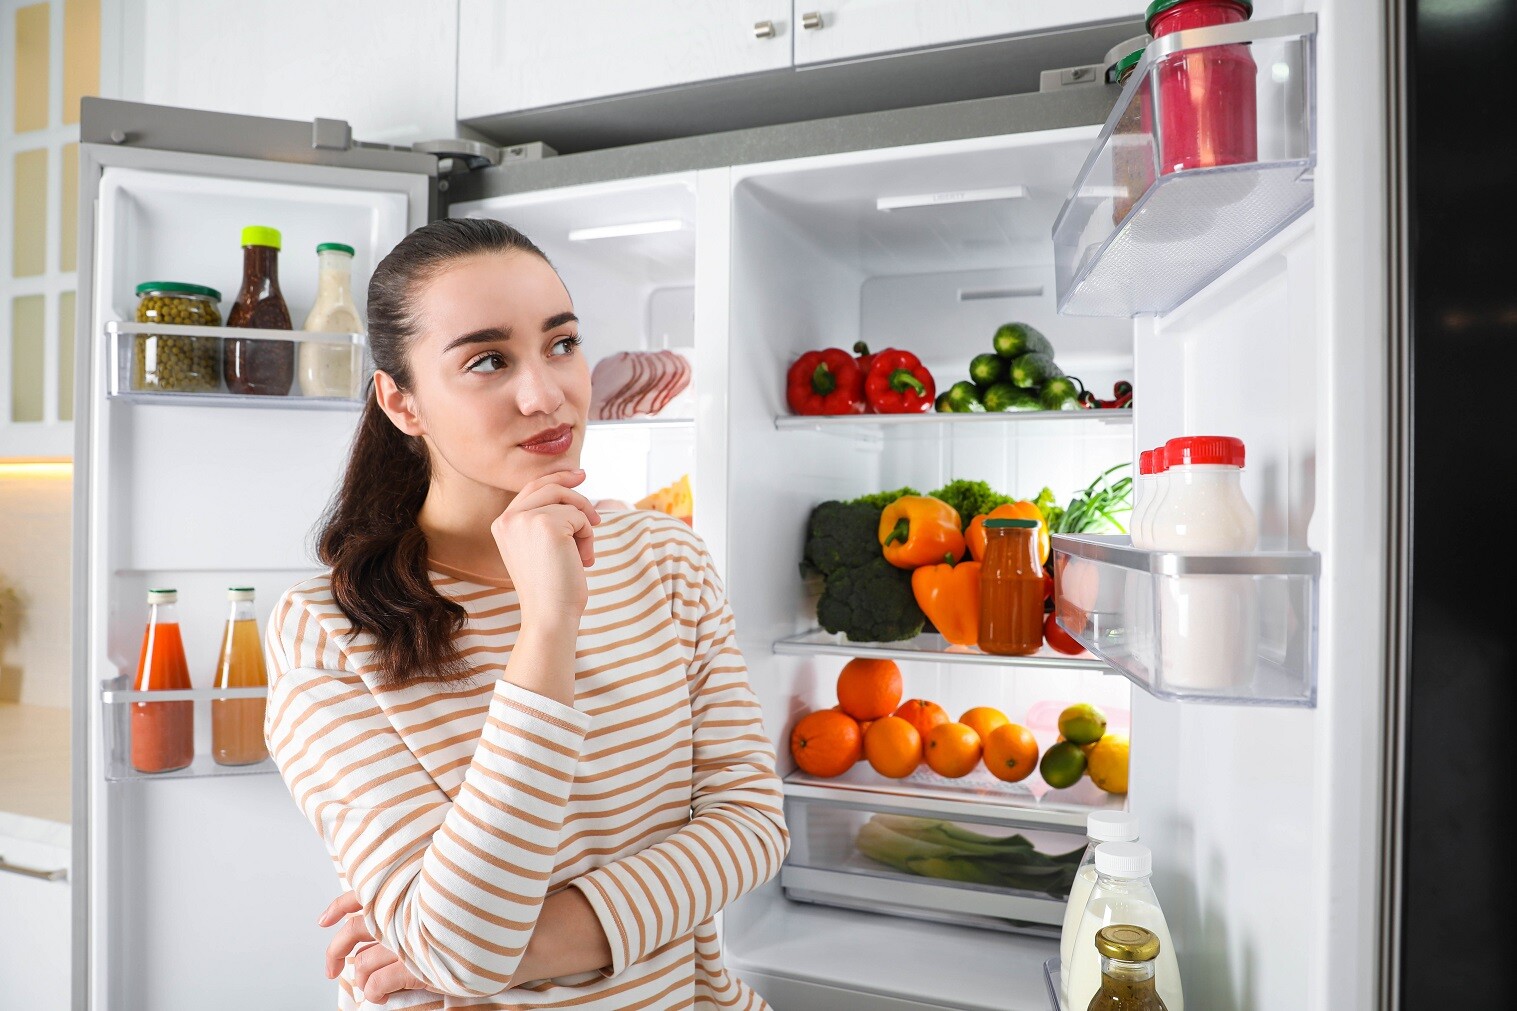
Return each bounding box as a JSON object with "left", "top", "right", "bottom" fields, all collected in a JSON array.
[{"left": 0, "top": 701, "right": 70, "bottom": 837}]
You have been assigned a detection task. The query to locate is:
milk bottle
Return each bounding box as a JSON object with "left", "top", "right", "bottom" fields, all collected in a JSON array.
[
  {"left": 1059, "top": 810, "right": 1139, "bottom": 1003},
  {"left": 1066, "top": 842, "right": 1183, "bottom": 1011}
]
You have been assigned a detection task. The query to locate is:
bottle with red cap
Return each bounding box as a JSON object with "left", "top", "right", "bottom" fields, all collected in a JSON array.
[
  {"left": 1150, "top": 435, "right": 1258, "bottom": 691},
  {"left": 1131, "top": 449, "right": 1160, "bottom": 550}
]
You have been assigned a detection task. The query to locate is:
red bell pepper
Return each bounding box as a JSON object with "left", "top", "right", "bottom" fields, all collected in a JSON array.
[
  {"left": 864, "top": 349, "right": 935, "bottom": 414},
  {"left": 853, "top": 341, "right": 876, "bottom": 381},
  {"left": 786, "top": 349, "right": 866, "bottom": 415}
]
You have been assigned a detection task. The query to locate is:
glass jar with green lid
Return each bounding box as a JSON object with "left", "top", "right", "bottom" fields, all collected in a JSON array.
[{"left": 132, "top": 281, "right": 223, "bottom": 393}]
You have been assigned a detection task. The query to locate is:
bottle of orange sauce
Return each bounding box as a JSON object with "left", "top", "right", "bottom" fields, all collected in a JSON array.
[
  {"left": 212, "top": 587, "right": 269, "bottom": 765},
  {"left": 132, "top": 589, "right": 195, "bottom": 773},
  {"left": 978, "top": 518, "right": 1046, "bottom": 656}
]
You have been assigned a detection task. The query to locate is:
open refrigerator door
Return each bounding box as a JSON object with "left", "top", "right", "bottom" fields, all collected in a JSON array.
[{"left": 70, "top": 98, "right": 434, "bottom": 1009}]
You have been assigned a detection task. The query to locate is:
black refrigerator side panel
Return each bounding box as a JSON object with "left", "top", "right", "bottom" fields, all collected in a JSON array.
[{"left": 1403, "top": 0, "right": 1517, "bottom": 1003}]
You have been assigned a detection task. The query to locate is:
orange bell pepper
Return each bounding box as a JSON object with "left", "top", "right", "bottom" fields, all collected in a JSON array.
[
  {"left": 966, "top": 500, "right": 1050, "bottom": 565},
  {"left": 879, "top": 496, "right": 965, "bottom": 569},
  {"left": 911, "top": 555, "right": 981, "bottom": 646}
]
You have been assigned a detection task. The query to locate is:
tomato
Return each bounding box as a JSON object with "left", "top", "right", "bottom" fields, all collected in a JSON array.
[
  {"left": 1043, "top": 572, "right": 1054, "bottom": 602},
  {"left": 1043, "top": 611, "right": 1086, "bottom": 655}
]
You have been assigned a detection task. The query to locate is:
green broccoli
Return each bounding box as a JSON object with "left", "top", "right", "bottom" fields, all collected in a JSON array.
[
  {"left": 928, "top": 479, "right": 1015, "bottom": 525},
  {"left": 845, "top": 486, "right": 920, "bottom": 511},
  {"left": 816, "top": 556, "right": 925, "bottom": 643},
  {"left": 802, "top": 500, "right": 886, "bottom": 577}
]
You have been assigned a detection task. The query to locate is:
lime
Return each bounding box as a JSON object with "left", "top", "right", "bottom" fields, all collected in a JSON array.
[
  {"left": 1058, "top": 703, "right": 1108, "bottom": 745},
  {"left": 1040, "top": 741, "right": 1087, "bottom": 789},
  {"left": 1086, "top": 734, "right": 1129, "bottom": 794}
]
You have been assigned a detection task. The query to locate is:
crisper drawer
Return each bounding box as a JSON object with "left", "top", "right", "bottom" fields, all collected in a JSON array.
[{"left": 781, "top": 794, "right": 1086, "bottom": 937}]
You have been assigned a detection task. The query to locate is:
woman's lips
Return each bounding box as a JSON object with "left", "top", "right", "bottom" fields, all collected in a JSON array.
[{"left": 520, "top": 424, "right": 573, "bottom": 456}]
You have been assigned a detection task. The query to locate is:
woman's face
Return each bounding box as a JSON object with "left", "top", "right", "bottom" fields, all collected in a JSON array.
[{"left": 385, "top": 249, "right": 590, "bottom": 493}]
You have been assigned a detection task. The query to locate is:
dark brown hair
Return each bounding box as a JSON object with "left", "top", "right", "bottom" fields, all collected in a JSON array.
[{"left": 315, "top": 217, "right": 549, "bottom": 687}]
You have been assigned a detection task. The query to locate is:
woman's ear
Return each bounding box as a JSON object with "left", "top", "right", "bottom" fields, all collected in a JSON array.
[{"left": 373, "top": 370, "right": 425, "bottom": 437}]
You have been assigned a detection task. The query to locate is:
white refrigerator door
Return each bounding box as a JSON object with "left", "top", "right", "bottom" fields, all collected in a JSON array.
[{"left": 71, "top": 98, "right": 433, "bottom": 1010}]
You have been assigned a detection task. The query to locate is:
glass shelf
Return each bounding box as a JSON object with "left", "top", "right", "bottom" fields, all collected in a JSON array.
[
  {"left": 773, "top": 628, "right": 1108, "bottom": 672},
  {"left": 105, "top": 321, "right": 367, "bottom": 407},
  {"left": 1051, "top": 534, "right": 1320, "bottom": 707},
  {"left": 99, "top": 677, "right": 276, "bottom": 782},
  {"left": 586, "top": 416, "right": 694, "bottom": 430},
  {"left": 774, "top": 409, "right": 1132, "bottom": 440},
  {"left": 1043, "top": 956, "right": 1065, "bottom": 1011},
  {"left": 1053, "top": 13, "right": 1318, "bottom": 317}
]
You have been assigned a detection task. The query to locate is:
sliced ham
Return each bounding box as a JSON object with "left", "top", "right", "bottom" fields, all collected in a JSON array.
[{"left": 589, "top": 349, "right": 694, "bottom": 419}]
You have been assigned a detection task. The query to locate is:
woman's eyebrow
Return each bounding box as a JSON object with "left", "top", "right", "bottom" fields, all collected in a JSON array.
[
  {"left": 441, "top": 326, "right": 510, "bottom": 354},
  {"left": 542, "top": 310, "right": 578, "bottom": 331}
]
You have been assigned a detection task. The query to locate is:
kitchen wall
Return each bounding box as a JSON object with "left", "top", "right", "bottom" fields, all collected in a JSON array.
[
  {"left": 0, "top": 469, "right": 72, "bottom": 709},
  {"left": 107, "top": 0, "right": 461, "bottom": 145}
]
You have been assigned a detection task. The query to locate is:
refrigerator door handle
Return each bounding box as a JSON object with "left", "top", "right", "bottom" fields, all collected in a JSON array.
[{"left": 0, "top": 854, "right": 68, "bottom": 882}]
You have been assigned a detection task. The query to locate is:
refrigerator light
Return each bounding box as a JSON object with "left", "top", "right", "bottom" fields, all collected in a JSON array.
[
  {"left": 876, "top": 185, "right": 1027, "bottom": 211},
  {"left": 567, "top": 219, "right": 686, "bottom": 241},
  {"left": 959, "top": 285, "right": 1045, "bottom": 301},
  {"left": 0, "top": 457, "right": 72, "bottom": 477}
]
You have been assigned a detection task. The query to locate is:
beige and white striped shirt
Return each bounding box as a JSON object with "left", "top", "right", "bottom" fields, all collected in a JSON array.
[{"left": 264, "top": 510, "right": 788, "bottom": 1009}]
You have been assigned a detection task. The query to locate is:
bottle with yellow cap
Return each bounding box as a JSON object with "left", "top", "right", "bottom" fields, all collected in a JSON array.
[
  {"left": 1086, "top": 925, "right": 1168, "bottom": 1010},
  {"left": 225, "top": 224, "right": 294, "bottom": 396}
]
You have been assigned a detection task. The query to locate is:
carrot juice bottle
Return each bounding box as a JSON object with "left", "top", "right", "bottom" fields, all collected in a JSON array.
[
  {"left": 211, "top": 587, "right": 269, "bottom": 766},
  {"left": 978, "top": 519, "right": 1046, "bottom": 656},
  {"left": 132, "top": 588, "right": 195, "bottom": 773}
]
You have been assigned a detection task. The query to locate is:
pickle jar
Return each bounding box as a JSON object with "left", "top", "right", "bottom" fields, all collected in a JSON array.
[{"left": 132, "top": 282, "right": 223, "bottom": 393}]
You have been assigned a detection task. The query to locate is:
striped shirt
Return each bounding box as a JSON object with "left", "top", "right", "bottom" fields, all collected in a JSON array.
[{"left": 263, "top": 510, "right": 788, "bottom": 1009}]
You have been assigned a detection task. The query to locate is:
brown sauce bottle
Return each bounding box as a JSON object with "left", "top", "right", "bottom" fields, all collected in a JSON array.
[{"left": 225, "top": 225, "right": 294, "bottom": 395}]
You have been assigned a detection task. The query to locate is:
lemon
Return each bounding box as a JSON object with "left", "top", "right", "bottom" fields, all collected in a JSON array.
[
  {"left": 1086, "top": 734, "right": 1130, "bottom": 794},
  {"left": 1039, "top": 741, "right": 1087, "bottom": 790},
  {"left": 1058, "top": 703, "right": 1108, "bottom": 746}
]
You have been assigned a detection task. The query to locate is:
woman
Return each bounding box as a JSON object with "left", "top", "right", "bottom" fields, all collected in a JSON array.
[{"left": 263, "top": 218, "right": 788, "bottom": 1009}]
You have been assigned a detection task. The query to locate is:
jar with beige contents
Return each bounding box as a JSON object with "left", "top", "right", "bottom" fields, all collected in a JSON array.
[{"left": 299, "top": 242, "right": 365, "bottom": 398}]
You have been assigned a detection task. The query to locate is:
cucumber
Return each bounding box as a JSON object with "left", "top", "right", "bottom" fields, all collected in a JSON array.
[
  {"left": 983, "top": 382, "right": 1042, "bottom": 412},
  {"left": 992, "top": 322, "right": 1053, "bottom": 359},
  {"left": 1009, "top": 352, "right": 1063, "bottom": 389},
  {"left": 1039, "top": 376, "right": 1081, "bottom": 411},
  {"left": 968, "top": 353, "right": 1006, "bottom": 387}
]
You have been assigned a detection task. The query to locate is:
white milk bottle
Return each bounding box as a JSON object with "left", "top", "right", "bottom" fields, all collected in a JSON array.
[
  {"left": 1059, "top": 810, "right": 1139, "bottom": 1004},
  {"left": 1150, "top": 436, "right": 1258, "bottom": 692},
  {"left": 1066, "top": 841, "right": 1183, "bottom": 1011},
  {"left": 1138, "top": 446, "right": 1171, "bottom": 549},
  {"left": 1130, "top": 450, "right": 1158, "bottom": 549}
]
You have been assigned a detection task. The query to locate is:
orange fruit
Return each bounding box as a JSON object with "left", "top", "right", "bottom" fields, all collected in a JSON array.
[
  {"left": 960, "top": 706, "right": 1010, "bottom": 744},
  {"left": 982, "top": 723, "right": 1040, "bottom": 783},
  {"left": 837, "top": 658, "right": 904, "bottom": 721},
  {"left": 790, "top": 709, "right": 863, "bottom": 778},
  {"left": 858, "top": 719, "right": 875, "bottom": 738},
  {"left": 863, "top": 716, "right": 922, "bottom": 779},
  {"left": 924, "top": 722, "right": 983, "bottom": 779},
  {"left": 893, "top": 699, "right": 950, "bottom": 741}
]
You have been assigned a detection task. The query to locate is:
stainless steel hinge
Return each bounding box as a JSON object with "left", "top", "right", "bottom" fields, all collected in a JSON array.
[
  {"left": 411, "top": 138, "right": 558, "bottom": 179},
  {"left": 1038, "top": 64, "right": 1106, "bottom": 93}
]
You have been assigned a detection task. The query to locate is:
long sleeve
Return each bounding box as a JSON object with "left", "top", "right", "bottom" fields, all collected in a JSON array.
[
  {"left": 263, "top": 589, "right": 592, "bottom": 998},
  {"left": 568, "top": 531, "right": 790, "bottom": 976}
]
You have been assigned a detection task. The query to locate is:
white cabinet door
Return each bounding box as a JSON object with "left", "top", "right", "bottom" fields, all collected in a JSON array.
[
  {"left": 0, "top": 834, "right": 71, "bottom": 1009},
  {"left": 793, "top": 0, "right": 1137, "bottom": 66},
  {"left": 457, "top": 0, "right": 794, "bottom": 120}
]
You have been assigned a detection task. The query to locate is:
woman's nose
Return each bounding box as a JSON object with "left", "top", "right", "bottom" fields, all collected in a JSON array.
[{"left": 513, "top": 361, "right": 566, "bottom": 417}]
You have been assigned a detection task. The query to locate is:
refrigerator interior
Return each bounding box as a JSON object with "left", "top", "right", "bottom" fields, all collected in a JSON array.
[
  {"left": 83, "top": 156, "right": 420, "bottom": 1008},
  {"left": 450, "top": 176, "right": 701, "bottom": 525},
  {"left": 717, "top": 131, "right": 1141, "bottom": 1010}
]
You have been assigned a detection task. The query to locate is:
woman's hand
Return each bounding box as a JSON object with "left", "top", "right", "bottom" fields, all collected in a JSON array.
[
  {"left": 319, "top": 891, "right": 430, "bottom": 1004},
  {"left": 491, "top": 468, "right": 601, "bottom": 621}
]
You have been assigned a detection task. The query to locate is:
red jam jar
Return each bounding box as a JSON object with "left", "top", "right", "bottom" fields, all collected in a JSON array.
[{"left": 1145, "top": 0, "right": 1257, "bottom": 175}]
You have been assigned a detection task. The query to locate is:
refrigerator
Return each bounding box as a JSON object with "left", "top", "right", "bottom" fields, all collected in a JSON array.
[{"left": 68, "top": 1, "right": 1397, "bottom": 1007}]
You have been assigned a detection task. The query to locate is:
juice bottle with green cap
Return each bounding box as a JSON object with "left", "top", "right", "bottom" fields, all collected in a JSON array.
[
  {"left": 132, "top": 588, "right": 194, "bottom": 774},
  {"left": 225, "top": 224, "right": 294, "bottom": 395},
  {"left": 211, "top": 587, "right": 269, "bottom": 766},
  {"left": 299, "top": 242, "right": 364, "bottom": 398}
]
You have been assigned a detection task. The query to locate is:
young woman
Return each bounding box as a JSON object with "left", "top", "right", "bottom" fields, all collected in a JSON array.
[{"left": 263, "top": 218, "right": 788, "bottom": 1009}]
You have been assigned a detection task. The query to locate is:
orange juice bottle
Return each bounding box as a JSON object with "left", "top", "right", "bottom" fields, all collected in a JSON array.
[
  {"left": 132, "top": 588, "right": 194, "bottom": 773},
  {"left": 211, "top": 587, "right": 269, "bottom": 766}
]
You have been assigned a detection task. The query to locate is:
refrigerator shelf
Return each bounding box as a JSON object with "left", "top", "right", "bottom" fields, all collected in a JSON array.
[
  {"left": 785, "top": 763, "right": 1122, "bottom": 832},
  {"left": 105, "top": 321, "right": 368, "bottom": 406},
  {"left": 782, "top": 795, "right": 1084, "bottom": 938},
  {"left": 774, "top": 628, "right": 1108, "bottom": 672},
  {"left": 586, "top": 416, "right": 694, "bottom": 430},
  {"left": 773, "top": 409, "right": 1132, "bottom": 438},
  {"left": 99, "top": 677, "right": 276, "bottom": 782},
  {"left": 1051, "top": 533, "right": 1320, "bottom": 707},
  {"left": 1052, "top": 13, "right": 1318, "bottom": 317},
  {"left": 1043, "top": 956, "right": 1065, "bottom": 1011}
]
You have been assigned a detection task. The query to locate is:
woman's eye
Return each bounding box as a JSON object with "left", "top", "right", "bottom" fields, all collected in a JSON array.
[
  {"left": 552, "top": 335, "right": 583, "bottom": 357},
  {"left": 466, "top": 352, "right": 505, "bottom": 373}
]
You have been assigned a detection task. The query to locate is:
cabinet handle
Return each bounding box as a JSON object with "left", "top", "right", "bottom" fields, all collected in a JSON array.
[
  {"left": 753, "top": 19, "right": 776, "bottom": 39},
  {"left": 0, "top": 854, "right": 67, "bottom": 882},
  {"left": 802, "top": 11, "right": 823, "bottom": 30}
]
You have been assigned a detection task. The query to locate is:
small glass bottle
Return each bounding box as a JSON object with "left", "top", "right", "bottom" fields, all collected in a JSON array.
[
  {"left": 1087, "top": 925, "right": 1169, "bottom": 1010},
  {"left": 299, "top": 242, "right": 364, "bottom": 399},
  {"left": 225, "top": 225, "right": 294, "bottom": 396},
  {"left": 211, "top": 587, "right": 269, "bottom": 766},
  {"left": 131, "top": 588, "right": 195, "bottom": 774},
  {"left": 978, "top": 518, "right": 1045, "bottom": 655},
  {"left": 1067, "top": 842, "right": 1184, "bottom": 1011},
  {"left": 1061, "top": 811, "right": 1141, "bottom": 1003}
]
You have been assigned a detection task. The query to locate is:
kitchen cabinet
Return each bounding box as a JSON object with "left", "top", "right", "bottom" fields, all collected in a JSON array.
[
  {"left": 0, "top": 823, "right": 71, "bottom": 1009},
  {"left": 456, "top": 0, "right": 793, "bottom": 121},
  {"left": 792, "top": 0, "right": 1138, "bottom": 66}
]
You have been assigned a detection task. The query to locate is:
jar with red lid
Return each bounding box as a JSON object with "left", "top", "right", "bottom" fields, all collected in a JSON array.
[{"left": 1145, "top": 0, "right": 1258, "bottom": 175}]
